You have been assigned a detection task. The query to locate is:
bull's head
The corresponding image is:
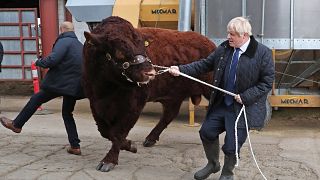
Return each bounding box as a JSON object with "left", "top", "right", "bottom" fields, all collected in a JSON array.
[{"left": 83, "top": 16, "right": 156, "bottom": 86}]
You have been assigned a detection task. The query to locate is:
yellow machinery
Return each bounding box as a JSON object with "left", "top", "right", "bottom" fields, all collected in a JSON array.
[
  {"left": 112, "top": 0, "right": 180, "bottom": 29},
  {"left": 269, "top": 49, "right": 320, "bottom": 108},
  {"left": 66, "top": 0, "right": 181, "bottom": 29}
]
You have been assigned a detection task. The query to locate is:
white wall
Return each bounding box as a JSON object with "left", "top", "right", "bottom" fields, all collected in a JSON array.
[
  {"left": 73, "top": 18, "right": 90, "bottom": 44},
  {"left": 57, "top": 0, "right": 65, "bottom": 27}
]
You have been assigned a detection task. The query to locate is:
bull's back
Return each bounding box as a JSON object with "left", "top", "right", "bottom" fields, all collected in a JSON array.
[
  {"left": 138, "top": 28, "right": 216, "bottom": 66},
  {"left": 138, "top": 28, "right": 215, "bottom": 103}
]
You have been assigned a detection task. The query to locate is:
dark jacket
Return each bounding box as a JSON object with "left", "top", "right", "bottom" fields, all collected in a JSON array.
[
  {"left": 0, "top": 41, "right": 3, "bottom": 72},
  {"left": 179, "top": 36, "right": 275, "bottom": 129},
  {"left": 36, "top": 31, "right": 84, "bottom": 98}
]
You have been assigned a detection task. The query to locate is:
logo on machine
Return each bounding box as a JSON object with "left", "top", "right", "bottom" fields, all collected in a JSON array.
[
  {"left": 151, "top": 8, "right": 177, "bottom": 14},
  {"left": 280, "top": 98, "right": 309, "bottom": 104}
]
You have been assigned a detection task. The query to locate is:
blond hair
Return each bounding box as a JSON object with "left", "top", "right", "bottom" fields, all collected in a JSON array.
[
  {"left": 227, "top": 17, "right": 252, "bottom": 36},
  {"left": 60, "top": 21, "right": 74, "bottom": 32}
]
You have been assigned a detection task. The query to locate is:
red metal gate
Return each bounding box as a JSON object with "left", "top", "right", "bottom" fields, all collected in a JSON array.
[{"left": 0, "top": 8, "right": 39, "bottom": 81}]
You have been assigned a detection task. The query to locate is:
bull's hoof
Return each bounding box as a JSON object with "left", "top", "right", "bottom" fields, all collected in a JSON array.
[
  {"left": 130, "top": 142, "right": 137, "bottom": 153},
  {"left": 143, "top": 139, "right": 156, "bottom": 147},
  {"left": 96, "top": 162, "right": 115, "bottom": 172}
]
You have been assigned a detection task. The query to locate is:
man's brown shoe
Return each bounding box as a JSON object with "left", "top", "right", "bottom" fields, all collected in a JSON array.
[
  {"left": 0, "top": 117, "right": 21, "bottom": 133},
  {"left": 67, "top": 146, "right": 81, "bottom": 155}
]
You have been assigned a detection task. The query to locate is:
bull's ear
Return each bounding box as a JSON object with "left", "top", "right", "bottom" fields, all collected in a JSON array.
[
  {"left": 84, "top": 31, "right": 92, "bottom": 41},
  {"left": 84, "top": 31, "right": 102, "bottom": 45}
]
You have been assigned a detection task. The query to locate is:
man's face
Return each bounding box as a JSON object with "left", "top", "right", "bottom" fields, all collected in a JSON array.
[{"left": 227, "top": 31, "right": 247, "bottom": 48}]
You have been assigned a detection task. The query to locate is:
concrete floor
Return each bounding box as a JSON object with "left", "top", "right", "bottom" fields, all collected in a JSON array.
[{"left": 0, "top": 96, "right": 319, "bottom": 180}]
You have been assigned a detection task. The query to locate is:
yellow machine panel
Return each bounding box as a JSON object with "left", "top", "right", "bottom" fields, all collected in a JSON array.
[
  {"left": 112, "top": 0, "right": 193, "bottom": 30},
  {"left": 112, "top": 0, "right": 142, "bottom": 28},
  {"left": 140, "top": 0, "right": 179, "bottom": 29},
  {"left": 269, "top": 95, "right": 320, "bottom": 107}
]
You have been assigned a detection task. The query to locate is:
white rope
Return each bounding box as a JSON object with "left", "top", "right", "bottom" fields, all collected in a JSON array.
[
  {"left": 234, "top": 106, "right": 267, "bottom": 179},
  {"left": 234, "top": 106, "right": 244, "bottom": 167},
  {"left": 180, "top": 72, "right": 237, "bottom": 96},
  {"left": 153, "top": 65, "right": 170, "bottom": 75},
  {"left": 243, "top": 107, "right": 268, "bottom": 180},
  {"left": 152, "top": 64, "right": 267, "bottom": 179}
]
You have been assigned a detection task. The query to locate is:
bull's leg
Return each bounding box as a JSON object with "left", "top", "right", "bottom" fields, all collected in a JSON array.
[
  {"left": 96, "top": 117, "right": 140, "bottom": 172},
  {"left": 120, "top": 139, "right": 137, "bottom": 153},
  {"left": 96, "top": 138, "right": 120, "bottom": 172},
  {"left": 143, "top": 100, "right": 183, "bottom": 147}
]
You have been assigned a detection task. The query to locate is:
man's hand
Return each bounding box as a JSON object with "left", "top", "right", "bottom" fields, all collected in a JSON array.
[
  {"left": 168, "top": 66, "right": 180, "bottom": 76},
  {"left": 235, "top": 94, "right": 243, "bottom": 104},
  {"left": 35, "top": 58, "right": 42, "bottom": 66}
]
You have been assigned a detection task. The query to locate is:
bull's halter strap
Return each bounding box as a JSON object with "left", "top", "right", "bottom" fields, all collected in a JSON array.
[{"left": 105, "top": 53, "right": 151, "bottom": 85}]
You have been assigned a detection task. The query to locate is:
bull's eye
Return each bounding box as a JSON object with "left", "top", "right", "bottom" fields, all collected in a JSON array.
[
  {"left": 122, "top": 62, "right": 130, "bottom": 69},
  {"left": 87, "top": 41, "right": 94, "bottom": 46},
  {"left": 106, "top": 53, "right": 112, "bottom": 61}
]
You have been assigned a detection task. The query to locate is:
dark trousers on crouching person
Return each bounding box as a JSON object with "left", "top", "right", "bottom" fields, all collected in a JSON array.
[
  {"left": 194, "top": 103, "right": 248, "bottom": 180},
  {"left": 11, "top": 90, "right": 81, "bottom": 148}
]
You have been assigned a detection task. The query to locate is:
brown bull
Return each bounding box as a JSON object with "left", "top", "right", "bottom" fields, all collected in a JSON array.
[{"left": 83, "top": 16, "right": 216, "bottom": 172}]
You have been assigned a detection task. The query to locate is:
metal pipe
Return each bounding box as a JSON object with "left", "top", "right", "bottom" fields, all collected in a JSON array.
[
  {"left": 290, "top": 0, "right": 294, "bottom": 48},
  {"left": 200, "top": 0, "right": 206, "bottom": 35},
  {"left": 242, "top": 0, "right": 246, "bottom": 16},
  {"left": 272, "top": 49, "right": 276, "bottom": 95},
  {"left": 194, "top": 0, "right": 200, "bottom": 33},
  {"left": 39, "top": 0, "right": 58, "bottom": 78},
  {"left": 178, "top": 0, "right": 192, "bottom": 31},
  {"left": 260, "top": 0, "right": 265, "bottom": 44}
]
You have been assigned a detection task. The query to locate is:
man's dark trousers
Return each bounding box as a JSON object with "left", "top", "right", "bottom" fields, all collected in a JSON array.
[
  {"left": 13, "top": 90, "right": 80, "bottom": 148},
  {"left": 199, "top": 103, "right": 247, "bottom": 155}
]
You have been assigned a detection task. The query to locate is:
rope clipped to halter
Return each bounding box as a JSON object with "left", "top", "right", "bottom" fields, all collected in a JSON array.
[{"left": 152, "top": 64, "right": 268, "bottom": 180}]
